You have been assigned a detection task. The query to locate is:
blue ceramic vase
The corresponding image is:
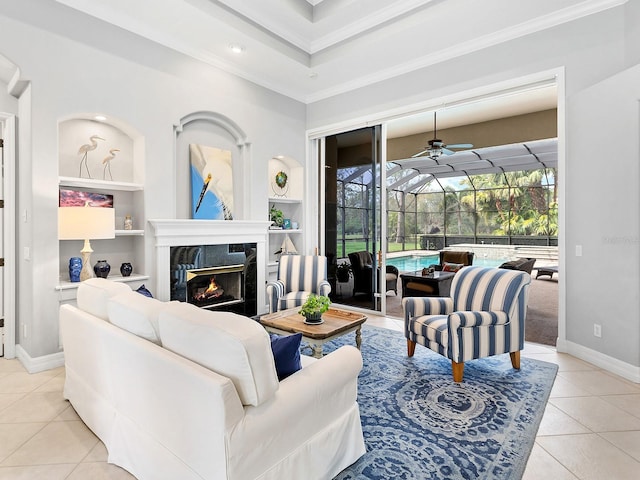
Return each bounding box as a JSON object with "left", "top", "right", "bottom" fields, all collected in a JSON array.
[{"left": 69, "top": 257, "right": 82, "bottom": 282}]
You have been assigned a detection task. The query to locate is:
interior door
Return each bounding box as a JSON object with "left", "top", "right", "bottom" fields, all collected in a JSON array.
[
  {"left": 0, "top": 138, "right": 4, "bottom": 356},
  {"left": 322, "top": 125, "right": 385, "bottom": 313},
  {"left": 0, "top": 115, "right": 16, "bottom": 359}
]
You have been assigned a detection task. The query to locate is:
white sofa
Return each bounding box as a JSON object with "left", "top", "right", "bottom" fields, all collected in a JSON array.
[{"left": 59, "top": 278, "right": 365, "bottom": 480}]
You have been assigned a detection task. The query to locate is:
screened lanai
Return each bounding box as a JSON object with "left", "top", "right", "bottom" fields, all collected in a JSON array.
[{"left": 336, "top": 137, "right": 558, "bottom": 257}]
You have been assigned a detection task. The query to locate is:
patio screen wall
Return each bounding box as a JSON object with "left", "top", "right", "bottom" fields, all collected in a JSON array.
[{"left": 337, "top": 168, "right": 558, "bottom": 256}]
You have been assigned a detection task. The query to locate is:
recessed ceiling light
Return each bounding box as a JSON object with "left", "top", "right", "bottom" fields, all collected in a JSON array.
[
  {"left": 94, "top": 115, "right": 107, "bottom": 121},
  {"left": 229, "top": 44, "right": 245, "bottom": 54}
]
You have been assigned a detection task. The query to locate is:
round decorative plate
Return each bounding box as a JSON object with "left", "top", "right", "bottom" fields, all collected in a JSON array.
[{"left": 271, "top": 169, "right": 289, "bottom": 197}]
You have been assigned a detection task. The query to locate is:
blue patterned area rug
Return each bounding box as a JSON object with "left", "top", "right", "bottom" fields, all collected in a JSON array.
[{"left": 320, "top": 326, "right": 558, "bottom": 480}]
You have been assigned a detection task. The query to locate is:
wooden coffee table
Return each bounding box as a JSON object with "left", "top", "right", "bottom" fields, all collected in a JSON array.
[{"left": 258, "top": 307, "right": 367, "bottom": 358}]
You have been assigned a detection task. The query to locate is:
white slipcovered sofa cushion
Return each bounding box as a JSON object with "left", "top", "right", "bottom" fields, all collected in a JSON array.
[
  {"left": 108, "top": 291, "right": 165, "bottom": 344},
  {"left": 159, "top": 302, "right": 279, "bottom": 407},
  {"left": 76, "top": 278, "right": 131, "bottom": 320}
]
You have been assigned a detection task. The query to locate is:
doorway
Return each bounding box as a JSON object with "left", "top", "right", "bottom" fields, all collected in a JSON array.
[
  {"left": 322, "top": 126, "right": 387, "bottom": 314},
  {"left": 310, "top": 74, "right": 563, "bottom": 345},
  {"left": 0, "top": 114, "right": 16, "bottom": 358}
]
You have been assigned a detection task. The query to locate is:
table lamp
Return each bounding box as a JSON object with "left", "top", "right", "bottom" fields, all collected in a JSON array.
[{"left": 58, "top": 204, "right": 115, "bottom": 281}]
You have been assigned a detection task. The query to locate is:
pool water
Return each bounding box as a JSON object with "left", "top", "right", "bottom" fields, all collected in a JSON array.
[{"left": 386, "top": 254, "right": 504, "bottom": 272}]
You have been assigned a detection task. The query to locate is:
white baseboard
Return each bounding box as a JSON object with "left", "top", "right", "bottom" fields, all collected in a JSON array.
[
  {"left": 560, "top": 339, "right": 640, "bottom": 384},
  {"left": 15, "top": 345, "right": 65, "bottom": 373}
]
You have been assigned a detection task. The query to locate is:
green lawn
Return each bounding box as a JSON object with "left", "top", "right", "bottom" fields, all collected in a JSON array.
[{"left": 337, "top": 239, "right": 421, "bottom": 258}]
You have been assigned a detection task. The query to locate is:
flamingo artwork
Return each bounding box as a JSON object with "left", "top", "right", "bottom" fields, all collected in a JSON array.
[
  {"left": 102, "top": 148, "right": 120, "bottom": 180},
  {"left": 77, "top": 135, "right": 105, "bottom": 178}
]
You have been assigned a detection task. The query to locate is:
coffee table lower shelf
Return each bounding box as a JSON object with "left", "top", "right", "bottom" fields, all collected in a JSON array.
[{"left": 258, "top": 307, "right": 367, "bottom": 358}]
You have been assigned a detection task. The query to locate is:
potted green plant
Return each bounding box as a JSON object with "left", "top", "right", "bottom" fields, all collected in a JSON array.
[
  {"left": 269, "top": 205, "right": 284, "bottom": 228},
  {"left": 336, "top": 261, "right": 352, "bottom": 283},
  {"left": 298, "top": 294, "right": 331, "bottom": 324}
]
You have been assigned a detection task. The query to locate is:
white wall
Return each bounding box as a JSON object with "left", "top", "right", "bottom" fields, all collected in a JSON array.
[
  {"left": 0, "top": 3, "right": 306, "bottom": 359},
  {"left": 307, "top": 4, "right": 640, "bottom": 374},
  {"left": 0, "top": 88, "right": 17, "bottom": 114},
  {"left": 566, "top": 63, "right": 640, "bottom": 367}
]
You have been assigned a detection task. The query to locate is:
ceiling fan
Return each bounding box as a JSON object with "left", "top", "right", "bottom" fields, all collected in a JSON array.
[{"left": 412, "top": 111, "right": 473, "bottom": 159}]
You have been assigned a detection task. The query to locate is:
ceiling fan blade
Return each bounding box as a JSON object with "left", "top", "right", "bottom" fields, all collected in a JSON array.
[
  {"left": 412, "top": 149, "right": 430, "bottom": 158},
  {"left": 442, "top": 148, "right": 455, "bottom": 156},
  {"left": 446, "top": 143, "right": 473, "bottom": 149}
]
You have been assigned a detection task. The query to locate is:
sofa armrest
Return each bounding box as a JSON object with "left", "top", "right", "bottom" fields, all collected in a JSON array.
[{"left": 228, "top": 346, "right": 363, "bottom": 476}]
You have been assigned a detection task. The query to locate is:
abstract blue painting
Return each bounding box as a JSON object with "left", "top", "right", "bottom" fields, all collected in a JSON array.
[{"left": 189, "top": 144, "right": 234, "bottom": 220}]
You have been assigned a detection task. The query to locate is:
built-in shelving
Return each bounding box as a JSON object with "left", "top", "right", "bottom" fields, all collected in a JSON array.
[
  {"left": 58, "top": 117, "right": 147, "bottom": 292},
  {"left": 267, "top": 157, "right": 304, "bottom": 277},
  {"left": 115, "top": 229, "right": 145, "bottom": 236},
  {"left": 55, "top": 273, "right": 150, "bottom": 291},
  {"left": 268, "top": 197, "right": 300, "bottom": 204},
  {"left": 59, "top": 176, "right": 143, "bottom": 191},
  {"left": 268, "top": 228, "right": 302, "bottom": 235}
]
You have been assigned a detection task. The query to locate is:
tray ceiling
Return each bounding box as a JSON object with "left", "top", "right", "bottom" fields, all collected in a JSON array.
[{"left": 49, "top": 0, "right": 624, "bottom": 103}]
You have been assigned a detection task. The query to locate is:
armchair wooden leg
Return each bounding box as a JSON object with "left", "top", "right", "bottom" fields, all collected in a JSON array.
[
  {"left": 407, "top": 339, "right": 416, "bottom": 357},
  {"left": 510, "top": 351, "right": 521, "bottom": 370},
  {"left": 452, "top": 361, "right": 464, "bottom": 382}
]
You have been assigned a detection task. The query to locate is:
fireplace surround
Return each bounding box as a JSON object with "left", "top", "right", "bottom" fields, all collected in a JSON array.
[{"left": 150, "top": 220, "right": 270, "bottom": 314}]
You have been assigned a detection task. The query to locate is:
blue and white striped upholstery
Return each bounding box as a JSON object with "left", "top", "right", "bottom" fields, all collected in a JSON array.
[
  {"left": 403, "top": 266, "right": 531, "bottom": 378},
  {"left": 265, "top": 255, "right": 331, "bottom": 313}
]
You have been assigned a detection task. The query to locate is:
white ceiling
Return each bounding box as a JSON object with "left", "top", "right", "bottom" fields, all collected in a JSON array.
[
  {"left": 48, "top": 0, "right": 623, "bottom": 104},
  {"left": 1, "top": 1, "right": 622, "bottom": 136}
]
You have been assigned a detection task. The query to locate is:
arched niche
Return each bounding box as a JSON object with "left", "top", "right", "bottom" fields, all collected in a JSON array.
[
  {"left": 268, "top": 155, "right": 303, "bottom": 200},
  {"left": 58, "top": 113, "right": 144, "bottom": 183},
  {"left": 174, "top": 111, "right": 251, "bottom": 220}
]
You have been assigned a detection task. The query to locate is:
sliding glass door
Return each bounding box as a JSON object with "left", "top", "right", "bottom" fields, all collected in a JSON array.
[{"left": 321, "top": 125, "right": 386, "bottom": 314}]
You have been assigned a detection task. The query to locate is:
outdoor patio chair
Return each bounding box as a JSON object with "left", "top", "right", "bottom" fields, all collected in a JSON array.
[
  {"left": 348, "top": 251, "right": 399, "bottom": 296},
  {"left": 266, "top": 254, "right": 331, "bottom": 313},
  {"left": 402, "top": 266, "right": 531, "bottom": 382},
  {"left": 429, "top": 250, "right": 475, "bottom": 271}
]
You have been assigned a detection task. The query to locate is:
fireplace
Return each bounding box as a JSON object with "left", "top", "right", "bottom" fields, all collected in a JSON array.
[
  {"left": 186, "top": 264, "right": 244, "bottom": 309},
  {"left": 150, "top": 220, "right": 270, "bottom": 315},
  {"left": 169, "top": 242, "right": 256, "bottom": 315}
]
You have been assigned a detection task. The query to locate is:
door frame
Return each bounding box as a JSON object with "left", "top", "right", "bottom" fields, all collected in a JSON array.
[
  {"left": 0, "top": 113, "right": 16, "bottom": 358},
  {"left": 309, "top": 124, "right": 389, "bottom": 315}
]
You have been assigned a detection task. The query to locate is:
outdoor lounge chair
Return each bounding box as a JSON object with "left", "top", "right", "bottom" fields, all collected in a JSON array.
[{"left": 499, "top": 257, "right": 536, "bottom": 274}]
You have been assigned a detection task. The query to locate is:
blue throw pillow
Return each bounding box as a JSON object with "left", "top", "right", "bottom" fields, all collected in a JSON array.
[
  {"left": 270, "top": 333, "right": 302, "bottom": 381},
  {"left": 136, "top": 284, "right": 154, "bottom": 298}
]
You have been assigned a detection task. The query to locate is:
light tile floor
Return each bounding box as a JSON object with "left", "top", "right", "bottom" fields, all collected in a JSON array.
[{"left": 0, "top": 315, "right": 638, "bottom": 479}]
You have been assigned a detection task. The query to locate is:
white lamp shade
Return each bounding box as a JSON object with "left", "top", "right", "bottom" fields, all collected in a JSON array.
[{"left": 59, "top": 206, "right": 115, "bottom": 240}]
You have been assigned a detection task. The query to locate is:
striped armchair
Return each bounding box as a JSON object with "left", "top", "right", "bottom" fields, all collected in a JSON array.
[
  {"left": 402, "top": 266, "right": 531, "bottom": 382},
  {"left": 266, "top": 255, "right": 331, "bottom": 313}
]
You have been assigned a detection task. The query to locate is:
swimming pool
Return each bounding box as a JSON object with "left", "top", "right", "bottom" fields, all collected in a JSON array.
[{"left": 386, "top": 254, "right": 504, "bottom": 272}]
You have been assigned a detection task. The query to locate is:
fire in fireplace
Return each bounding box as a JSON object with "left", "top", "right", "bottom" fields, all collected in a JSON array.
[{"left": 187, "top": 265, "right": 244, "bottom": 309}]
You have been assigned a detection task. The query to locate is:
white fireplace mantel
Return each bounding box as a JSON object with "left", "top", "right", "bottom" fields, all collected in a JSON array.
[{"left": 149, "top": 219, "right": 271, "bottom": 311}]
